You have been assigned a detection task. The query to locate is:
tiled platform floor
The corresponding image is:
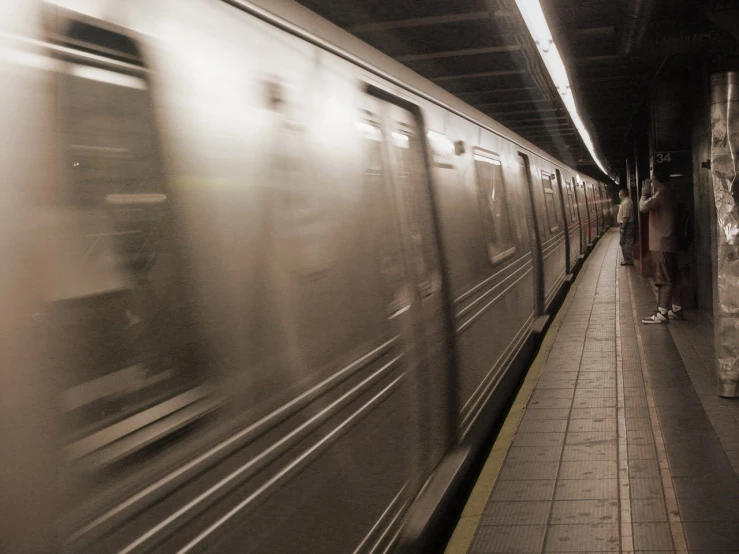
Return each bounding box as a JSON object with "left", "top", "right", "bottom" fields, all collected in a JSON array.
[{"left": 458, "top": 229, "right": 739, "bottom": 554}]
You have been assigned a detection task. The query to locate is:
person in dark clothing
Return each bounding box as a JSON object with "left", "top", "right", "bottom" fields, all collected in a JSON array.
[
  {"left": 639, "top": 168, "right": 684, "bottom": 324},
  {"left": 617, "top": 188, "right": 634, "bottom": 265}
]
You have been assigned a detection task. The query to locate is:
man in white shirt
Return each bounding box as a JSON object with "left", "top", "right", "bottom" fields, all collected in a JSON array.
[{"left": 617, "top": 188, "right": 634, "bottom": 266}]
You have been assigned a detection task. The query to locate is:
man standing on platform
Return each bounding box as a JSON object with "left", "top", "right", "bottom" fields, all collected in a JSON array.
[
  {"left": 639, "top": 168, "right": 684, "bottom": 324},
  {"left": 617, "top": 188, "right": 634, "bottom": 266}
]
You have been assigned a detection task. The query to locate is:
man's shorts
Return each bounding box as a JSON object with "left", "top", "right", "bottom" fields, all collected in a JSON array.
[{"left": 654, "top": 251, "right": 680, "bottom": 286}]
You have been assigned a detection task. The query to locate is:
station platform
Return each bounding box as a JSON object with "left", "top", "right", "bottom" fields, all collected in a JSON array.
[{"left": 445, "top": 229, "right": 739, "bottom": 554}]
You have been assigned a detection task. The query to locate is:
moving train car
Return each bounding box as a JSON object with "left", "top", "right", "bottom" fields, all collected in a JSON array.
[{"left": 0, "top": 0, "right": 613, "bottom": 552}]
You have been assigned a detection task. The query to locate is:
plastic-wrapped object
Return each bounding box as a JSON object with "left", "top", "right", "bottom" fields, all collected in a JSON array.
[{"left": 710, "top": 71, "right": 739, "bottom": 397}]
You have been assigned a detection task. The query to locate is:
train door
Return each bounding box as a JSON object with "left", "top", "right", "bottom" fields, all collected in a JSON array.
[
  {"left": 518, "top": 153, "right": 543, "bottom": 316},
  {"left": 582, "top": 180, "right": 592, "bottom": 245},
  {"left": 592, "top": 183, "right": 602, "bottom": 234},
  {"left": 564, "top": 175, "right": 581, "bottom": 262},
  {"left": 366, "top": 92, "right": 453, "bottom": 486},
  {"left": 600, "top": 184, "right": 608, "bottom": 228},
  {"left": 574, "top": 177, "right": 585, "bottom": 247},
  {"left": 51, "top": 18, "right": 214, "bottom": 473},
  {"left": 554, "top": 169, "right": 570, "bottom": 274},
  {"left": 602, "top": 183, "right": 613, "bottom": 227},
  {"left": 587, "top": 183, "right": 598, "bottom": 240}
]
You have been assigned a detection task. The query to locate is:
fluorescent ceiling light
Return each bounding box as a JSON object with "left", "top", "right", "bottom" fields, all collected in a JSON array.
[{"left": 514, "top": 0, "right": 613, "bottom": 181}]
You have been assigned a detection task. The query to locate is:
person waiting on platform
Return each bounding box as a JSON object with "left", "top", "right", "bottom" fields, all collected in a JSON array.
[
  {"left": 617, "top": 188, "right": 634, "bottom": 266},
  {"left": 639, "top": 168, "right": 684, "bottom": 324}
]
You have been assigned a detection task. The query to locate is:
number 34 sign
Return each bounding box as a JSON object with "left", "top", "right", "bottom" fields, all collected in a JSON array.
[{"left": 655, "top": 152, "right": 672, "bottom": 164}]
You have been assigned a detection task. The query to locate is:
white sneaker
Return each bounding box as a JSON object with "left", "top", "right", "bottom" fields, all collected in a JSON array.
[
  {"left": 667, "top": 308, "right": 684, "bottom": 320},
  {"left": 642, "top": 311, "right": 668, "bottom": 324}
]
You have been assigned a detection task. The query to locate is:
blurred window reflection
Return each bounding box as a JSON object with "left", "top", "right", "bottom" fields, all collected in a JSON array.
[
  {"left": 56, "top": 54, "right": 213, "bottom": 471},
  {"left": 473, "top": 151, "right": 515, "bottom": 264},
  {"left": 566, "top": 179, "right": 577, "bottom": 222},
  {"left": 356, "top": 117, "right": 404, "bottom": 313},
  {"left": 541, "top": 172, "right": 559, "bottom": 232},
  {"left": 393, "top": 125, "right": 438, "bottom": 283}
]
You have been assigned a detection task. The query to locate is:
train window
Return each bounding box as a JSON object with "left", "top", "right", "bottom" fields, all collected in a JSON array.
[
  {"left": 541, "top": 171, "right": 560, "bottom": 233},
  {"left": 54, "top": 49, "right": 215, "bottom": 472},
  {"left": 355, "top": 118, "right": 404, "bottom": 312},
  {"left": 566, "top": 179, "right": 577, "bottom": 222},
  {"left": 571, "top": 188, "right": 578, "bottom": 222},
  {"left": 394, "top": 125, "right": 438, "bottom": 279},
  {"left": 591, "top": 184, "right": 601, "bottom": 215},
  {"left": 565, "top": 179, "right": 574, "bottom": 221},
  {"left": 589, "top": 184, "right": 600, "bottom": 217},
  {"left": 270, "top": 115, "right": 339, "bottom": 278},
  {"left": 473, "top": 150, "right": 515, "bottom": 265},
  {"left": 426, "top": 130, "right": 455, "bottom": 168}
]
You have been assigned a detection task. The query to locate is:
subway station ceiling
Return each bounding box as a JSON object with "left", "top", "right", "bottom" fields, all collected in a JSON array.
[{"left": 294, "top": 0, "right": 739, "bottom": 182}]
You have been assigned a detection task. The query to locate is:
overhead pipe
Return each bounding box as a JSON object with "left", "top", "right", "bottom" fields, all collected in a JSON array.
[{"left": 619, "top": 0, "right": 656, "bottom": 56}]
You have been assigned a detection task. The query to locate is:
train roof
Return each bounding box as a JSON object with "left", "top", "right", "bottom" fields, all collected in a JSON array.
[
  {"left": 238, "top": 0, "right": 605, "bottom": 186},
  {"left": 45, "top": 0, "right": 606, "bottom": 186}
]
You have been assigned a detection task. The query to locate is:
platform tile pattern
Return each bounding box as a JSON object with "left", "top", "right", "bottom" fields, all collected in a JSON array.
[{"left": 467, "top": 230, "right": 739, "bottom": 553}]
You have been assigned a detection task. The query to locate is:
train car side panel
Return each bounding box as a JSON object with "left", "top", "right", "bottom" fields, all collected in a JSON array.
[{"left": 528, "top": 156, "right": 567, "bottom": 312}]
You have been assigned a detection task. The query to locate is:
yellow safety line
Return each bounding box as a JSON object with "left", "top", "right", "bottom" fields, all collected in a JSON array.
[{"left": 444, "top": 245, "right": 598, "bottom": 554}]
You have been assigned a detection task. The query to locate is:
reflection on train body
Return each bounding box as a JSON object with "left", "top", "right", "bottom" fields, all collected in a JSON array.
[{"left": 0, "top": 0, "right": 614, "bottom": 552}]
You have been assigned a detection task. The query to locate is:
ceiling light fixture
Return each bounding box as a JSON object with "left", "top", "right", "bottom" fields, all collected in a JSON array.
[{"left": 514, "top": 0, "right": 614, "bottom": 181}]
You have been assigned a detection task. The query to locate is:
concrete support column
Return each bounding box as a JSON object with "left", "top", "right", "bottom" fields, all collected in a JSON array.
[
  {"left": 691, "top": 63, "right": 717, "bottom": 314},
  {"left": 634, "top": 140, "right": 653, "bottom": 277},
  {"left": 709, "top": 71, "right": 739, "bottom": 398},
  {"left": 647, "top": 68, "right": 698, "bottom": 308}
]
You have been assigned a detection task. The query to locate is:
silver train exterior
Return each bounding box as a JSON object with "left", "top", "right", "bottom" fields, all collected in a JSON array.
[{"left": 0, "top": 0, "right": 614, "bottom": 552}]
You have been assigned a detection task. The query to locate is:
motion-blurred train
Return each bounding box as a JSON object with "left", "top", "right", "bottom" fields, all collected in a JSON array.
[{"left": 0, "top": 0, "right": 613, "bottom": 552}]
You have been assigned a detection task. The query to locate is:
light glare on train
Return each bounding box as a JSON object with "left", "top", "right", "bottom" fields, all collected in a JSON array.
[{"left": 514, "top": 0, "right": 614, "bottom": 181}]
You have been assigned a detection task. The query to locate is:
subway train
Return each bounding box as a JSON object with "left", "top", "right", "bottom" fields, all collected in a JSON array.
[{"left": 0, "top": 0, "right": 613, "bottom": 552}]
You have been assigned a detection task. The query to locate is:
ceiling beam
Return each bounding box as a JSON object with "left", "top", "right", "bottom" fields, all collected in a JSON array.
[
  {"left": 432, "top": 69, "right": 526, "bottom": 82},
  {"left": 524, "top": 134, "right": 579, "bottom": 140},
  {"left": 523, "top": 127, "right": 578, "bottom": 134},
  {"left": 514, "top": 118, "right": 573, "bottom": 125},
  {"left": 455, "top": 86, "right": 540, "bottom": 96},
  {"left": 493, "top": 107, "right": 561, "bottom": 116},
  {"left": 524, "top": 133, "right": 579, "bottom": 140},
  {"left": 473, "top": 98, "right": 553, "bottom": 108},
  {"left": 486, "top": 111, "right": 563, "bottom": 122},
  {"left": 512, "top": 122, "right": 574, "bottom": 130},
  {"left": 397, "top": 44, "right": 520, "bottom": 62},
  {"left": 526, "top": 141, "right": 580, "bottom": 148},
  {"left": 574, "top": 26, "right": 616, "bottom": 38},
  {"left": 531, "top": 134, "right": 579, "bottom": 140},
  {"left": 575, "top": 55, "right": 622, "bottom": 65},
  {"left": 578, "top": 74, "right": 637, "bottom": 82},
  {"left": 497, "top": 112, "right": 569, "bottom": 121},
  {"left": 486, "top": 112, "right": 565, "bottom": 122},
  {"left": 347, "top": 11, "right": 503, "bottom": 33}
]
